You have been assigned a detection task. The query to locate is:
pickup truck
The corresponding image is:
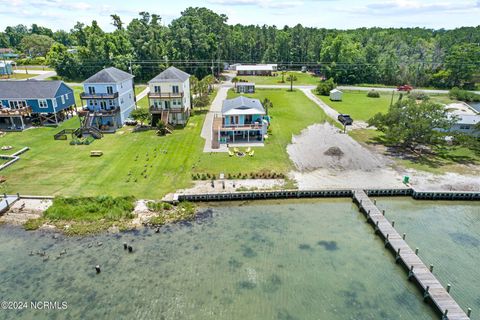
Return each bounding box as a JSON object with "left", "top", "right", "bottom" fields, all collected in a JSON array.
[{"left": 337, "top": 114, "right": 353, "bottom": 125}]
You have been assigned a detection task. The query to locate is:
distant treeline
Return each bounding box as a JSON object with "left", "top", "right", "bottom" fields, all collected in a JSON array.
[{"left": 1, "top": 7, "right": 479, "bottom": 86}]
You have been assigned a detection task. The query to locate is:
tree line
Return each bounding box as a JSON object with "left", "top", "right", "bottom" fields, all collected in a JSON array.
[{"left": 1, "top": 7, "right": 479, "bottom": 87}]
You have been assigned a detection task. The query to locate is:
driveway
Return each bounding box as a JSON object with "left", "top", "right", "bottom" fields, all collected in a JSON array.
[
  {"left": 201, "top": 84, "right": 231, "bottom": 152},
  {"left": 14, "top": 69, "right": 57, "bottom": 80}
]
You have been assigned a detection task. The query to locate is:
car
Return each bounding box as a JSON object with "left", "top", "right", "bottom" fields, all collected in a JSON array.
[
  {"left": 397, "top": 84, "right": 413, "bottom": 92},
  {"left": 338, "top": 114, "right": 353, "bottom": 125},
  {"left": 124, "top": 118, "right": 138, "bottom": 126}
]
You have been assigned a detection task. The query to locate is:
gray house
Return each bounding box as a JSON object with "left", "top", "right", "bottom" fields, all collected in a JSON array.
[
  {"left": 451, "top": 114, "right": 480, "bottom": 137},
  {"left": 236, "top": 82, "right": 255, "bottom": 94}
]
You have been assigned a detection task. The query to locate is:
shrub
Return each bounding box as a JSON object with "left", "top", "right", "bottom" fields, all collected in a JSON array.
[
  {"left": 316, "top": 78, "right": 337, "bottom": 96},
  {"left": 367, "top": 90, "right": 380, "bottom": 98},
  {"left": 408, "top": 91, "right": 430, "bottom": 101},
  {"left": 449, "top": 87, "right": 480, "bottom": 102}
]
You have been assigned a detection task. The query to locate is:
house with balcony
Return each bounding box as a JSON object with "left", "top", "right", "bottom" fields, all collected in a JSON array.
[
  {"left": 0, "top": 80, "right": 75, "bottom": 131},
  {"left": 148, "top": 66, "right": 191, "bottom": 127},
  {"left": 212, "top": 96, "right": 268, "bottom": 148},
  {"left": 79, "top": 67, "right": 135, "bottom": 133},
  {"left": 236, "top": 82, "right": 255, "bottom": 94}
]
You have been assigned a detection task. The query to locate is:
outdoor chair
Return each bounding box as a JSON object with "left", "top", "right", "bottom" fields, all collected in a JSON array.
[
  {"left": 228, "top": 150, "right": 234, "bottom": 157},
  {"left": 248, "top": 150, "right": 255, "bottom": 157}
]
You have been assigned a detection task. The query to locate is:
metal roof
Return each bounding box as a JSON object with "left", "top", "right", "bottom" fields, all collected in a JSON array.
[
  {"left": 83, "top": 67, "right": 134, "bottom": 84},
  {"left": 236, "top": 64, "right": 277, "bottom": 71},
  {"left": 236, "top": 82, "right": 255, "bottom": 86},
  {"left": 0, "top": 80, "right": 66, "bottom": 99},
  {"left": 222, "top": 96, "right": 265, "bottom": 115},
  {"left": 456, "top": 114, "right": 480, "bottom": 125},
  {"left": 149, "top": 66, "right": 190, "bottom": 83}
]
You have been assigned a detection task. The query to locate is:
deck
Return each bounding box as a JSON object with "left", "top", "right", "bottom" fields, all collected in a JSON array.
[{"left": 353, "top": 189, "right": 470, "bottom": 320}]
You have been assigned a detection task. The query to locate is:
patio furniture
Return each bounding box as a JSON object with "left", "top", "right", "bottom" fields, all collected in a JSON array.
[
  {"left": 233, "top": 147, "right": 239, "bottom": 153},
  {"left": 90, "top": 150, "right": 103, "bottom": 157},
  {"left": 245, "top": 147, "right": 251, "bottom": 153},
  {"left": 248, "top": 150, "right": 255, "bottom": 157},
  {"left": 228, "top": 150, "right": 234, "bottom": 157}
]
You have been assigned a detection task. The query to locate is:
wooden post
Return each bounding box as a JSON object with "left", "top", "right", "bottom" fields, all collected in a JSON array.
[
  {"left": 402, "top": 233, "right": 406, "bottom": 240},
  {"left": 415, "top": 248, "right": 419, "bottom": 255},
  {"left": 429, "top": 264, "right": 434, "bottom": 272},
  {"left": 446, "top": 284, "right": 451, "bottom": 293},
  {"left": 395, "top": 248, "right": 401, "bottom": 263},
  {"left": 392, "top": 220, "right": 395, "bottom": 227},
  {"left": 408, "top": 265, "right": 414, "bottom": 279},
  {"left": 382, "top": 209, "right": 385, "bottom": 216},
  {"left": 423, "top": 286, "right": 430, "bottom": 301},
  {"left": 467, "top": 308, "right": 471, "bottom": 317}
]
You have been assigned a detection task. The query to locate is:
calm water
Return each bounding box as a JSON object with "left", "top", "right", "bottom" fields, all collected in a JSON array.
[
  {"left": 0, "top": 199, "right": 438, "bottom": 320},
  {"left": 377, "top": 198, "right": 480, "bottom": 320}
]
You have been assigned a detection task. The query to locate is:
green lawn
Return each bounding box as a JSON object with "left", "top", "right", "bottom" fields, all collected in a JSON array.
[
  {"left": 350, "top": 129, "right": 480, "bottom": 174},
  {"left": 238, "top": 71, "right": 321, "bottom": 86},
  {"left": 134, "top": 85, "right": 147, "bottom": 96},
  {"left": 194, "top": 88, "right": 329, "bottom": 175},
  {"left": 1, "top": 73, "right": 36, "bottom": 80},
  {"left": 318, "top": 90, "right": 458, "bottom": 121}
]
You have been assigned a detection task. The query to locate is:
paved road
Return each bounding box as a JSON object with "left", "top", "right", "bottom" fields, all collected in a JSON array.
[{"left": 13, "top": 69, "right": 57, "bottom": 80}]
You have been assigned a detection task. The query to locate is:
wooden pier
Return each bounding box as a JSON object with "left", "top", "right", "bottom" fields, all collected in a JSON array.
[{"left": 353, "top": 189, "right": 470, "bottom": 320}]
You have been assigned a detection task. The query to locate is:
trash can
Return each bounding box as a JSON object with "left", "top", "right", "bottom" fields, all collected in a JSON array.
[{"left": 403, "top": 176, "right": 410, "bottom": 184}]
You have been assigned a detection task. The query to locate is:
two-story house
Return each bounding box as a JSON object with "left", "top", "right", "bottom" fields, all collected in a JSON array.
[
  {"left": 80, "top": 67, "right": 135, "bottom": 132},
  {"left": 148, "top": 66, "right": 191, "bottom": 127},
  {"left": 0, "top": 80, "right": 75, "bottom": 131},
  {"left": 212, "top": 96, "right": 268, "bottom": 147}
]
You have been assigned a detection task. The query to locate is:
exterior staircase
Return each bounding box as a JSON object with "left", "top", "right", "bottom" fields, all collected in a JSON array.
[{"left": 161, "top": 111, "right": 174, "bottom": 134}]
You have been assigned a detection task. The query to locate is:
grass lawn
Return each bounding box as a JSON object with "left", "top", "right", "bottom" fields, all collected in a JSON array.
[
  {"left": 350, "top": 129, "right": 480, "bottom": 174},
  {"left": 1, "top": 73, "right": 36, "bottom": 80},
  {"left": 134, "top": 85, "right": 147, "bottom": 96},
  {"left": 194, "top": 88, "right": 329, "bottom": 176},
  {"left": 70, "top": 85, "right": 84, "bottom": 108},
  {"left": 238, "top": 71, "right": 321, "bottom": 86},
  {"left": 318, "top": 90, "right": 458, "bottom": 121}
]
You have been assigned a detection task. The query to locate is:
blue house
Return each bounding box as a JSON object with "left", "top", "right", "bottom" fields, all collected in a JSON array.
[
  {"left": 0, "top": 80, "right": 76, "bottom": 131},
  {"left": 80, "top": 67, "right": 135, "bottom": 132},
  {"left": 213, "top": 96, "right": 268, "bottom": 145}
]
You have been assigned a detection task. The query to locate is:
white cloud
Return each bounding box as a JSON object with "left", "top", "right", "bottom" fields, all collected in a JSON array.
[
  {"left": 208, "top": 0, "right": 303, "bottom": 9},
  {"left": 351, "top": 0, "right": 480, "bottom": 15}
]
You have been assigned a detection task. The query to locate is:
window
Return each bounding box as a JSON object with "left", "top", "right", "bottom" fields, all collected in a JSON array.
[
  {"left": 52, "top": 99, "right": 57, "bottom": 108},
  {"left": 88, "top": 86, "right": 95, "bottom": 94},
  {"left": 93, "top": 100, "right": 98, "bottom": 106},
  {"left": 107, "top": 86, "right": 113, "bottom": 94},
  {"left": 39, "top": 100, "right": 48, "bottom": 108},
  {"left": 154, "top": 86, "right": 161, "bottom": 93},
  {"left": 61, "top": 95, "right": 65, "bottom": 104},
  {"left": 109, "top": 100, "right": 114, "bottom": 106},
  {"left": 172, "top": 85, "right": 179, "bottom": 94},
  {"left": 9, "top": 101, "right": 26, "bottom": 109},
  {"left": 0, "top": 101, "right": 3, "bottom": 108}
]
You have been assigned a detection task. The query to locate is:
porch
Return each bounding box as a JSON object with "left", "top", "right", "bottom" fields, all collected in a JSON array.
[
  {"left": 78, "top": 107, "right": 121, "bottom": 133},
  {"left": 0, "top": 107, "right": 32, "bottom": 131}
]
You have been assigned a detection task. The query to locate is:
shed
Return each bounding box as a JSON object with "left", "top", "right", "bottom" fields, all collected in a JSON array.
[
  {"left": 329, "top": 89, "right": 343, "bottom": 101},
  {"left": 236, "top": 82, "right": 255, "bottom": 94}
]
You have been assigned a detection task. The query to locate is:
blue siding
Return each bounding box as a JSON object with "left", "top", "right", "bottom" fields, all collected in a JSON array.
[{"left": 54, "top": 83, "right": 75, "bottom": 112}]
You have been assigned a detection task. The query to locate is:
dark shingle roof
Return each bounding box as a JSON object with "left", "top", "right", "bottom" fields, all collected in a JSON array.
[
  {"left": 0, "top": 80, "right": 65, "bottom": 99},
  {"left": 83, "top": 67, "right": 134, "bottom": 84},
  {"left": 149, "top": 66, "right": 190, "bottom": 83}
]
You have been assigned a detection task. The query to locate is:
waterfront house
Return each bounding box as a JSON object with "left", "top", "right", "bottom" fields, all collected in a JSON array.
[
  {"left": 236, "top": 64, "right": 278, "bottom": 76},
  {"left": 450, "top": 114, "right": 480, "bottom": 137},
  {"left": 148, "top": 66, "right": 191, "bottom": 127},
  {"left": 80, "top": 67, "right": 135, "bottom": 132},
  {"left": 236, "top": 82, "right": 255, "bottom": 94},
  {"left": 0, "top": 60, "right": 13, "bottom": 75},
  {"left": 212, "top": 96, "right": 268, "bottom": 146},
  {"left": 0, "top": 80, "right": 76, "bottom": 130},
  {"left": 329, "top": 89, "right": 343, "bottom": 101}
]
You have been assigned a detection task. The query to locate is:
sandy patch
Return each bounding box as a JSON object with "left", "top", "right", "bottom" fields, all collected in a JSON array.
[
  {"left": 0, "top": 199, "right": 52, "bottom": 225},
  {"left": 401, "top": 170, "right": 480, "bottom": 192},
  {"left": 287, "top": 123, "right": 391, "bottom": 172}
]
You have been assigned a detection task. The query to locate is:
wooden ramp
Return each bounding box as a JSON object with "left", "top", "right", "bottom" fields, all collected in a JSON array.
[{"left": 352, "top": 190, "right": 470, "bottom": 320}]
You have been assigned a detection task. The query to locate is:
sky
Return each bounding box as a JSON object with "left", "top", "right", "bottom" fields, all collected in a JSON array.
[{"left": 0, "top": 0, "right": 479, "bottom": 31}]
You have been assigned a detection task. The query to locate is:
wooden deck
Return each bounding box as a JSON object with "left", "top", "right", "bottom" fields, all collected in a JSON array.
[{"left": 353, "top": 190, "right": 470, "bottom": 320}]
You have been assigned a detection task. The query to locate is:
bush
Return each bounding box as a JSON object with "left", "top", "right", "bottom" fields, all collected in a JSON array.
[
  {"left": 367, "top": 90, "right": 380, "bottom": 98},
  {"left": 449, "top": 87, "right": 480, "bottom": 102},
  {"left": 316, "top": 78, "right": 337, "bottom": 96},
  {"left": 408, "top": 91, "right": 430, "bottom": 101}
]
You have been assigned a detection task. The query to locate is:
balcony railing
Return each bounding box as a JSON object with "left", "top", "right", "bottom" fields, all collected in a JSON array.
[
  {"left": 0, "top": 106, "right": 32, "bottom": 117},
  {"left": 220, "top": 122, "right": 264, "bottom": 131},
  {"left": 80, "top": 92, "right": 119, "bottom": 99},
  {"left": 81, "top": 106, "right": 120, "bottom": 116},
  {"left": 148, "top": 92, "right": 184, "bottom": 99},
  {"left": 150, "top": 106, "right": 185, "bottom": 113}
]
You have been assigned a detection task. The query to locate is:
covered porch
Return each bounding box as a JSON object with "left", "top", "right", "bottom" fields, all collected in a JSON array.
[{"left": 0, "top": 107, "right": 32, "bottom": 131}]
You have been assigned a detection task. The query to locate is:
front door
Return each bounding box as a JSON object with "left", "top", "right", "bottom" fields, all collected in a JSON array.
[
  {"left": 100, "top": 100, "right": 107, "bottom": 110},
  {"left": 164, "top": 101, "right": 171, "bottom": 109}
]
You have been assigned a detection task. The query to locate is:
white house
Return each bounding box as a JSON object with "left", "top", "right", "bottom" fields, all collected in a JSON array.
[
  {"left": 450, "top": 114, "right": 480, "bottom": 137},
  {"left": 236, "top": 64, "right": 278, "bottom": 76},
  {"left": 148, "top": 66, "right": 191, "bottom": 127},
  {"left": 80, "top": 67, "right": 135, "bottom": 132},
  {"left": 236, "top": 82, "right": 255, "bottom": 94},
  {"left": 330, "top": 89, "right": 343, "bottom": 101}
]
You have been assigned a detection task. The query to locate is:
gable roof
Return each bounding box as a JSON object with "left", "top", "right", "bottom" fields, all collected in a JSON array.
[
  {"left": 149, "top": 66, "right": 190, "bottom": 83},
  {"left": 456, "top": 114, "right": 480, "bottom": 125},
  {"left": 236, "top": 64, "right": 277, "bottom": 71},
  {"left": 0, "top": 80, "right": 68, "bottom": 99},
  {"left": 83, "top": 67, "right": 134, "bottom": 84},
  {"left": 222, "top": 96, "right": 265, "bottom": 116}
]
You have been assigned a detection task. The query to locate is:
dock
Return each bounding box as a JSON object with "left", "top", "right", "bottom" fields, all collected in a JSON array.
[{"left": 353, "top": 189, "right": 471, "bottom": 320}]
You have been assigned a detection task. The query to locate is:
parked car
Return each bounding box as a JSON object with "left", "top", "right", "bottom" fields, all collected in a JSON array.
[
  {"left": 124, "top": 118, "right": 138, "bottom": 126},
  {"left": 338, "top": 114, "right": 353, "bottom": 125},
  {"left": 397, "top": 84, "right": 413, "bottom": 92}
]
